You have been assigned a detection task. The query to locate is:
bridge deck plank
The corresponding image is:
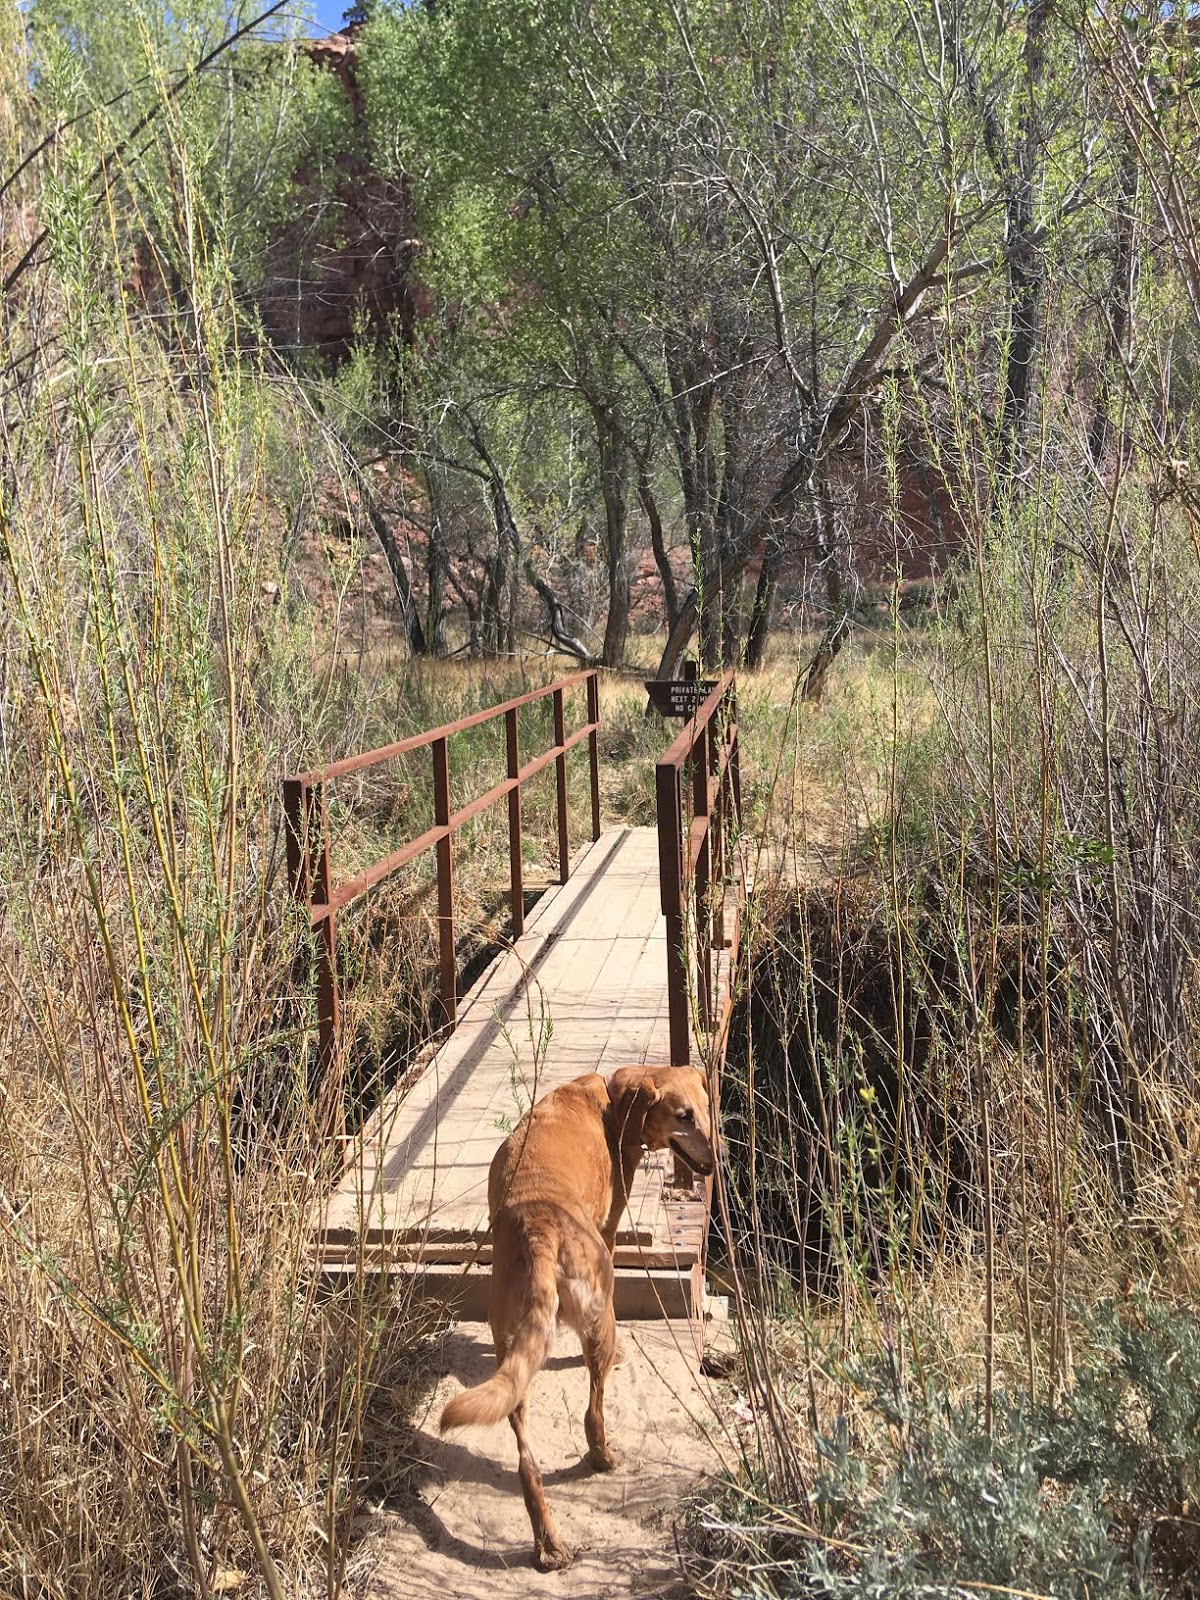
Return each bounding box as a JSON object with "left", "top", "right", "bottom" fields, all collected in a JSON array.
[{"left": 313, "top": 827, "right": 709, "bottom": 1281}]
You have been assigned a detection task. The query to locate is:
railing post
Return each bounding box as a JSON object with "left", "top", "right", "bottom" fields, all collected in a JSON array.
[
  {"left": 282, "top": 777, "right": 308, "bottom": 903},
  {"left": 505, "top": 707, "right": 524, "bottom": 938},
  {"left": 656, "top": 758, "right": 689, "bottom": 1066},
  {"left": 553, "top": 686, "right": 570, "bottom": 884},
  {"left": 309, "top": 786, "right": 341, "bottom": 1122},
  {"left": 432, "top": 736, "right": 456, "bottom": 1028},
  {"left": 728, "top": 678, "right": 742, "bottom": 828},
  {"left": 711, "top": 701, "right": 725, "bottom": 892},
  {"left": 587, "top": 670, "right": 601, "bottom": 841},
  {"left": 692, "top": 730, "right": 713, "bottom": 1029},
  {"left": 284, "top": 776, "right": 342, "bottom": 1128}
]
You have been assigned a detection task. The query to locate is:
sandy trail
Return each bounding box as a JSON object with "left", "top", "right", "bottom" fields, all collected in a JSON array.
[{"left": 368, "top": 1318, "right": 732, "bottom": 1600}]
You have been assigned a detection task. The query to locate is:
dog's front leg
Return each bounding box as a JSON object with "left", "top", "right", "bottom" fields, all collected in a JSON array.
[{"left": 509, "top": 1400, "right": 573, "bottom": 1571}]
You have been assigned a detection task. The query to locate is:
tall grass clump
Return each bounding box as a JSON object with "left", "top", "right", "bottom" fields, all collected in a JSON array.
[
  {"left": 0, "top": 17, "right": 428, "bottom": 1594},
  {"left": 707, "top": 469, "right": 1200, "bottom": 1582},
  {"left": 701, "top": 254, "right": 1200, "bottom": 1597}
]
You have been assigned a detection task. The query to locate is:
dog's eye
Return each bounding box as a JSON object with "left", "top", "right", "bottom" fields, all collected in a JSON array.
[{"left": 678, "top": 1107, "right": 695, "bottom": 1123}]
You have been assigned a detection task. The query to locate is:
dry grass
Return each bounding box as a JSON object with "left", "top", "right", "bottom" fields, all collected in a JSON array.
[
  {"left": 692, "top": 426, "right": 1200, "bottom": 1593},
  {"left": 5, "top": 10, "right": 1200, "bottom": 1596},
  {"left": 0, "top": 68, "right": 454, "bottom": 1590}
]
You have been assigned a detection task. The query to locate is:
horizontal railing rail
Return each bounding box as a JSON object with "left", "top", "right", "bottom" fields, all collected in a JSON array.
[
  {"left": 655, "top": 668, "right": 743, "bottom": 1067},
  {"left": 283, "top": 671, "right": 601, "bottom": 1114}
]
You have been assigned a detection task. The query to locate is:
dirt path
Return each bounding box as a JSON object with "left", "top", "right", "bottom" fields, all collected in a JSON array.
[{"left": 367, "top": 1318, "right": 733, "bottom": 1600}]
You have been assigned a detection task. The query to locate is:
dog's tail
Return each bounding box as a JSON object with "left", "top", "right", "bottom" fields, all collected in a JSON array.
[{"left": 439, "top": 1237, "right": 558, "bottom": 1431}]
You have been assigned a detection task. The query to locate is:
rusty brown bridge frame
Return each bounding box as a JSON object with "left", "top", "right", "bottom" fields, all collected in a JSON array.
[
  {"left": 656, "top": 669, "right": 743, "bottom": 1065},
  {"left": 282, "top": 668, "right": 741, "bottom": 1113}
]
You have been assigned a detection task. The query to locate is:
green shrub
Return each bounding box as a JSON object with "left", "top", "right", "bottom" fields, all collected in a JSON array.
[
  {"left": 1038, "top": 1296, "right": 1200, "bottom": 1589},
  {"left": 693, "top": 1294, "right": 1200, "bottom": 1599}
]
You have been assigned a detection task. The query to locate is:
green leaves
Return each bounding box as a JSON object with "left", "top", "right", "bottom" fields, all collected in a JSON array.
[
  {"left": 697, "top": 1296, "right": 1200, "bottom": 1598},
  {"left": 27, "top": 0, "right": 352, "bottom": 287}
]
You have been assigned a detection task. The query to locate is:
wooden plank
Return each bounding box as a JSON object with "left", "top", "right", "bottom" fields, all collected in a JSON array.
[
  {"left": 315, "top": 1219, "right": 706, "bottom": 1271},
  {"left": 318, "top": 1219, "right": 659, "bottom": 1250},
  {"left": 311, "top": 825, "right": 728, "bottom": 1327},
  {"left": 317, "top": 1261, "right": 703, "bottom": 1320}
]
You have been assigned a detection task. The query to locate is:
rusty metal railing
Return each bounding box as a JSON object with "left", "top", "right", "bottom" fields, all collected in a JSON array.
[
  {"left": 283, "top": 671, "right": 601, "bottom": 1094},
  {"left": 655, "top": 669, "right": 742, "bottom": 1065}
]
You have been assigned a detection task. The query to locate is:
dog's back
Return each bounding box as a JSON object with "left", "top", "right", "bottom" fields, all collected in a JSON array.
[
  {"left": 487, "top": 1073, "right": 614, "bottom": 1223},
  {"left": 439, "top": 1074, "right": 616, "bottom": 1432}
]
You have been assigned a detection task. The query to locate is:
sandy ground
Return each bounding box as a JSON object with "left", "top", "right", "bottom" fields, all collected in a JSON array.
[{"left": 367, "top": 1318, "right": 734, "bottom": 1600}]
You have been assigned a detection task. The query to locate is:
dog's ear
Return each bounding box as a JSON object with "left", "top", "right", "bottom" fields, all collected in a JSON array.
[
  {"left": 605, "top": 1067, "right": 661, "bottom": 1135},
  {"left": 606, "top": 1066, "right": 661, "bottom": 1102}
]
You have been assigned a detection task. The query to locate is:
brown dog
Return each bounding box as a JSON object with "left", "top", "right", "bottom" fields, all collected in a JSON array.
[{"left": 438, "top": 1065, "right": 714, "bottom": 1570}]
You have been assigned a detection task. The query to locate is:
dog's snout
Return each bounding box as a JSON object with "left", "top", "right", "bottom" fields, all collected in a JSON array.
[{"left": 669, "top": 1130, "right": 715, "bottom": 1176}]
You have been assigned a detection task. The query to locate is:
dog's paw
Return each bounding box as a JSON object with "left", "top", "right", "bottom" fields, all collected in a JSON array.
[
  {"left": 535, "top": 1537, "right": 575, "bottom": 1572},
  {"left": 588, "top": 1444, "right": 623, "bottom": 1473},
  {"left": 613, "top": 1338, "right": 627, "bottom": 1367}
]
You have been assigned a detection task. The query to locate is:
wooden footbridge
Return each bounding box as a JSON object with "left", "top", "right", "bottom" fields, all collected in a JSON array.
[{"left": 283, "top": 670, "right": 743, "bottom": 1320}]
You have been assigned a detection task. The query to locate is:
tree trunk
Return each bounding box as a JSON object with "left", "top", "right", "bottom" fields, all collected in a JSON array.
[
  {"left": 744, "top": 543, "right": 784, "bottom": 669},
  {"left": 649, "top": 221, "right": 967, "bottom": 683},
  {"left": 464, "top": 417, "right": 520, "bottom": 655},
  {"left": 481, "top": 555, "right": 503, "bottom": 653},
  {"left": 801, "top": 608, "right": 853, "bottom": 700},
  {"left": 424, "top": 468, "right": 450, "bottom": 656},
  {"left": 715, "top": 362, "right": 750, "bottom": 663},
  {"left": 634, "top": 449, "right": 680, "bottom": 635},
  {"left": 693, "top": 384, "right": 723, "bottom": 668},
  {"left": 1087, "top": 143, "right": 1139, "bottom": 469},
  {"left": 801, "top": 489, "right": 854, "bottom": 701},
  {"left": 997, "top": 0, "right": 1050, "bottom": 487},
  {"left": 448, "top": 569, "right": 481, "bottom": 655},
  {"left": 653, "top": 449, "right": 814, "bottom": 682},
  {"left": 525, "top": 561, "right": 594, "bottom": 662},
  {"left": 666, "top": 339, "right": 721, "bottom": 664},
  {"left": 359, "top": 480, "right": 427, "bottom": 655},
  {"left": 999, "top": 236, "right": 1046, "bottom": 484},
  {"left": 593, "top": 403, "right": 631, "bottom": 667}
]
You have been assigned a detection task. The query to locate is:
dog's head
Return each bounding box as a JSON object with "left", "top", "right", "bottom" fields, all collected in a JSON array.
[{"left": 605, "top": 1065, "right": 714, "bottom": 1176}]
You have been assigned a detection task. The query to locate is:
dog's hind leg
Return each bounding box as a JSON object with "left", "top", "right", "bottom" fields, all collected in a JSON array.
[
  {"left": 557, "top": 1226, "right": 622, "bottom": 1473},
  {"left": 509, "top": 1399, "right": 573, "bottom": 1572},
  {"left": 582, "top": 1298, "right": 620, "bottom": 1473}
]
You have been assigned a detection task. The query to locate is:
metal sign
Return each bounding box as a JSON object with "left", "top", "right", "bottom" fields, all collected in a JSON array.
[{"left": 644, "top": 678, "right": 719, "bottom": 718}]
